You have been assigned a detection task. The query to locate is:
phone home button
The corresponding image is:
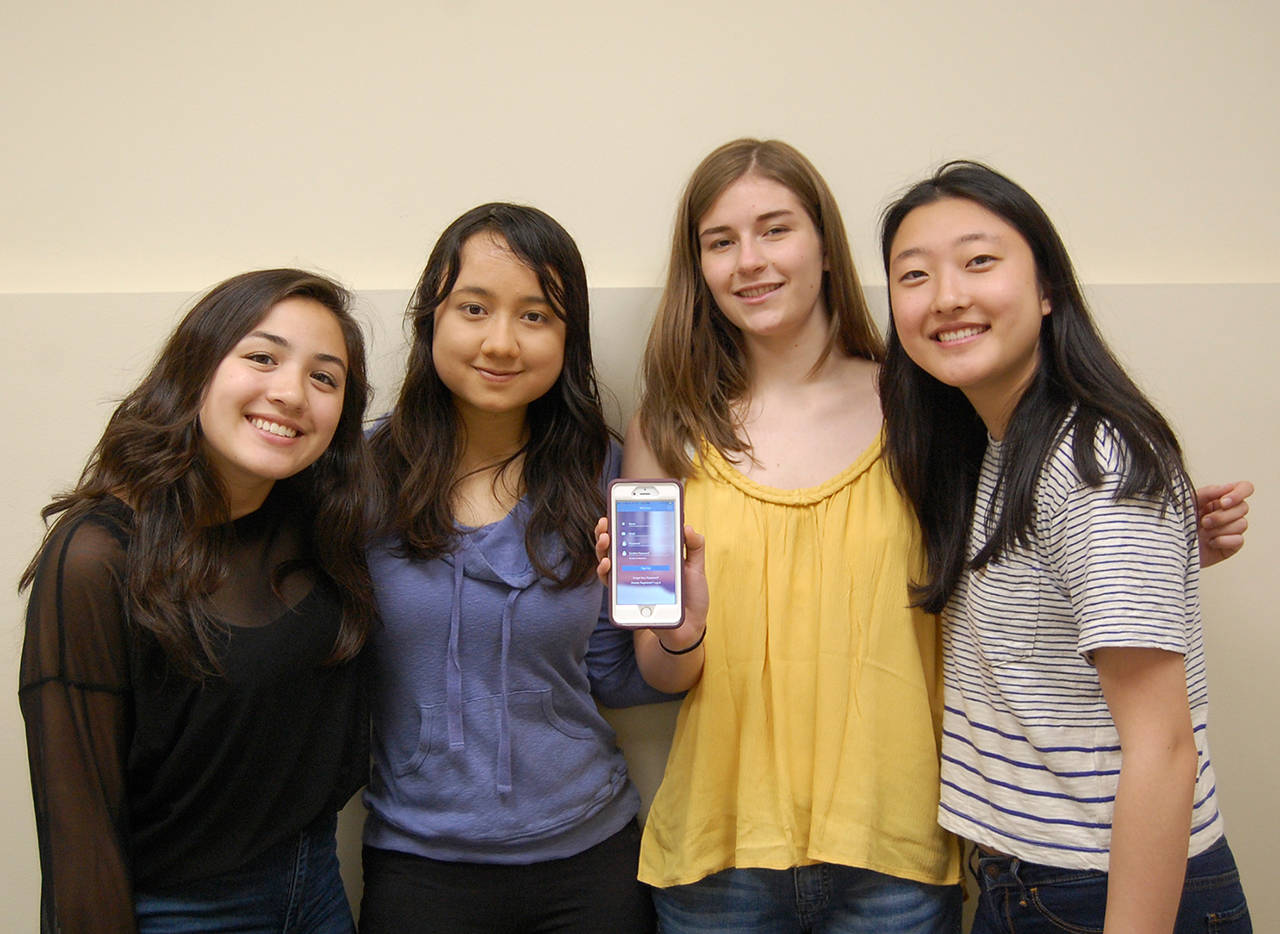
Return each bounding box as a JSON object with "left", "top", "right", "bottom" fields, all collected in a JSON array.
[{"left": 640, "top": 606, "right": 653, "bottom": 618}]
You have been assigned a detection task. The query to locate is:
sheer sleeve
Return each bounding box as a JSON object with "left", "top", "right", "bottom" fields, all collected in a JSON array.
[{"left": 19, "top": 513, "right": 138, "bottom": 934}]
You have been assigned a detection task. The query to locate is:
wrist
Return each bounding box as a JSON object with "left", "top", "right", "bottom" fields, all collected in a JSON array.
[{"left": 657, "top": 626, "right": 706, "bottom": 655}]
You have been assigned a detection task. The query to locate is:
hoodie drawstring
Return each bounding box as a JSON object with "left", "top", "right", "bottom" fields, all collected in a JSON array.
[
  {"left": 496, "top": 588, "right": 520, "bottom": 793},
  {"left": 447, "top": 559, "right": 466, "bottom": 750},
  {"left": 446, "top": 556, "right": 523, "bottom": 794}
]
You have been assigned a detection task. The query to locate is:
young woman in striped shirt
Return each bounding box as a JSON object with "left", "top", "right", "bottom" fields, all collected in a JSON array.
[{"left": 880, "top": 161, "right": 1251, "bottom": 933}]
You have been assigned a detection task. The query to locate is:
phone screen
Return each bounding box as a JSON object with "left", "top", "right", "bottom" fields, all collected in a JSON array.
[{"left": 614, "top": 500, "right": 678, "bottom": 606}]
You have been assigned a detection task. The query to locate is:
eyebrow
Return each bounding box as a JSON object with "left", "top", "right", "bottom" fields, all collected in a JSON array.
[
  {"left": 890, "top": 231, "right": 1002, "bottom": 266},
  {"left": 699, "top": 209, "right": 798, "bottom": 240},
  {"left": 246, "top": 330, "right": 348, "bottom": 373},
  {"left": 452, "top": 285, "right": 552, "bottom": 307}
]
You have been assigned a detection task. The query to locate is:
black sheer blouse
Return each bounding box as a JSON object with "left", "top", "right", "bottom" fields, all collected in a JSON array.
[{"left": 19, "top": 494, "right": 367, "bottom": 933}]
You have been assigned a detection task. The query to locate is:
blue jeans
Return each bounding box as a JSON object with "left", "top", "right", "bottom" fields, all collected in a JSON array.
[
  {"left": 652, "top": 863, "right": 961, "bottom": 934},
  {"left": 134, "top": 813, "right": 354, "bottom": 933},
  {"left": 970, "top": 835, "right": 1251, "bottom": 933}
]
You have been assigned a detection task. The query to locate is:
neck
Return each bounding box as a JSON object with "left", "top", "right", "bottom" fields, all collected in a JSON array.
[
  {"left": 968, "top": 381, "right": 1032, "bottom": 442},
  {"left": 225, "top": 481, "right": 273, "bottom": 521},
  {"left": 741, "top": 304, "right": 834, "bottom": 393},
  {"left": 456, "top": 403, "right": 529, "bottom": 476}
]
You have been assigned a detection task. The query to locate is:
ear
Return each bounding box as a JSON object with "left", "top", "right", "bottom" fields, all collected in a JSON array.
[{"left": 1038, "top": 283, "right": 1052, "bottom": 317}]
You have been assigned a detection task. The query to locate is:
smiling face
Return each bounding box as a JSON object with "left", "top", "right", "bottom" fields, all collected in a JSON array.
[
  {"left": 697, "top": 173, "right": 827, "bottom": 346},
  {"left": 198, "top": 296, "right": 348, "bottom": 516},
  {"left": 888, "top": 196, "right": 1051, "bottom": 437},
  {"left": 431, "top": 232, "right": 567, "bottom": 426}
]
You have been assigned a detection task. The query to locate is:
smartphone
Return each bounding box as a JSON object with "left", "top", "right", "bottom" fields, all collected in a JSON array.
[{"left": 608, "top": 479, "right": 684, "bottom": 628}]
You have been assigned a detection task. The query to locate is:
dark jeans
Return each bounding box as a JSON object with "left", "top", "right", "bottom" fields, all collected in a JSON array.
[
  {"left": 359, "top": 819, "right": 655, "bottom": 933},
  {"left": 134, "top": 813, "right": 353, "bottom": 933},
  {"left": 652, "top": 864, "right": 962, "bottom": 934},
  {"left": 970, "top": 835, "right": 1251, "bottom": 933}
]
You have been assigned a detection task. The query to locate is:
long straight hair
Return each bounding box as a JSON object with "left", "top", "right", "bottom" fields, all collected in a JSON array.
[
  {"left": 639, "top": 138, "right": 885, "bottom": 477},
  {"left": 878, "top": 162, "right": 1189, "bottom": 613},
  {"left": 21, "top": 269, "right": 377, "bottom": 675},
  {"left": 369, "top": 203, "right": 611, "bottom": 587}
]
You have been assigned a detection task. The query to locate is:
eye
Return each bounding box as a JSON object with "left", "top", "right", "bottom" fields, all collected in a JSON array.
[
  {"left": 967, "top": 254, "right": 997, "bottom": 269},
  {"left": 245, "top": 351, "right": 276, "bottom": 366},
  {"left": 522, "top": 309, "right": 549, "bottom": 324},
  {"left": 311, "top": 370, "right": 341, "bottom": 389},
  {"left": 459, "top": 302, "right": 486, "bottom": 317},
  {"left": 764, "top": 225, "right": 789, "bottom": 237},
  {"left": 703, "top": 237, "right": 732, "bottom": 252},
  {"left": 897, "top": 269, "right": 927, "bottom": 284}
]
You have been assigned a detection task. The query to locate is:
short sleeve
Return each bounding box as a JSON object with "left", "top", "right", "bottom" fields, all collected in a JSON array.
[
  {"left": 19, "top": 513, "right": 139, "bottom": 933},
  {"left": 1046, "top": 469, "right": 1195, "bottom": 661}
]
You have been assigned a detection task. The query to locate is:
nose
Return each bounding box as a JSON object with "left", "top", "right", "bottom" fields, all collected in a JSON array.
[
  {"left": 480, "top": 315, "right": 518, "bottom": 357},
  {"left": 929, "top": 267, "right": 970, "bottom": 315},
  {"left": 735, "top": 238, "right": 767, "bottom": 275},
  {"left": 267, "top": 364, "right": 307, "bottom": 411}
]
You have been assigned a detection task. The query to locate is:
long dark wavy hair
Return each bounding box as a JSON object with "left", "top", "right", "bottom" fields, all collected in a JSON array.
[
  {"left": 878, "top": 162, "right": 1189, "bottom": 613},
  {"left": 20, "top": 269, "right": 377, "bottom": 675},
  {"left": 369, "top": 203, "right": 611, "bottom": 587}
]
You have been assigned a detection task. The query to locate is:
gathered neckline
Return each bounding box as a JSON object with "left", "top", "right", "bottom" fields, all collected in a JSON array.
[{"left": 696, "top": 432, "right": 884, "bottom": 505}]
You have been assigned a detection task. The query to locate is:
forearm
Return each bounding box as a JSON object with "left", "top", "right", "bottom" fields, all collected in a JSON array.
[
  {"left": 634, "top": 623, "right": 704, "bottom": 693},
  {"left": 1103, "top": 727, "right": 1196, "bottom": 933}
]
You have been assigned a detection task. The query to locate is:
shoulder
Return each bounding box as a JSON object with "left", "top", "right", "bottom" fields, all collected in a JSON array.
[
  {"left": 36, "top": 502, "right": 131, "bottom": 589},
  {"left": 23, "top": 503, "right": 133, "bottom": 683},
  {"left": 622, "top": 414, "right": 669, "bottom": 478},
  {"left": 603, "top": 438, "right": 623, "bottom": 484}
]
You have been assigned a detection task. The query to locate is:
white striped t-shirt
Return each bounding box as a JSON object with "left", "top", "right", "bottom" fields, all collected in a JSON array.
[{"left": 937, "top": 421, "right": 1224, "bottom": 870}]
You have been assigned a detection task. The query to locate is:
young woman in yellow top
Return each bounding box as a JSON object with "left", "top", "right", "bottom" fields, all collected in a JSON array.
[{"left": 612, "top": 138, "right": 1253, "bottom": 934}]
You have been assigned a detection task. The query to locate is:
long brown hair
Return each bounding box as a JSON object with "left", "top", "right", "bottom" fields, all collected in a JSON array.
[
  {"left": 638, "top": 138, "right": 884, "bottom": 476},
  {"left": 369, "top": 203, "right": 612, "bottom": 588},
  {"left": 20, "top": 269, "right": 377, "bottom": 676}
]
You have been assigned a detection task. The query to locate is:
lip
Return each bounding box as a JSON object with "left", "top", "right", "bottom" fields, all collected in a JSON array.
[
  {"left": 246, "top": 414, "right": 303, "bottom": 440},
  {"left": 932, "top": 324, "right": 989, "bottom": 345},
  {"left": 733, "top": 282, "right": 783, "bottom": 303},
  {"left": 474, "top": 366, "right": 522, "bottom": 382}
]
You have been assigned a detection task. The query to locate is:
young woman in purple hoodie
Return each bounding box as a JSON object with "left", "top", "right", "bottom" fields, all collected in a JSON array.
[{"left": 358, "top": 203, "right": 707, "bottom": 934}]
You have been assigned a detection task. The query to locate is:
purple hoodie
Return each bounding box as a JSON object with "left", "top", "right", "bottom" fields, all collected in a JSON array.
[{"left": 363, "top": 443, "right": 674, "bottom": 863}]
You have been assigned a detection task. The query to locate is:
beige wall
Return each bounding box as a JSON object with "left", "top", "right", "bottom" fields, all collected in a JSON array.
[{"left": 3, "top": 1, "right": 1276, "bottom": 929}]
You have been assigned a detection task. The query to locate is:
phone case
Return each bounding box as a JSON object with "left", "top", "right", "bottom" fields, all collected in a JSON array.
[{"left": 608, "top": 478, "right": 685, "bottom": 629}]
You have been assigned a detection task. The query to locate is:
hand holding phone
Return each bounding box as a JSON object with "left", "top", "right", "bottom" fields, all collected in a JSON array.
[{"left": 608, "top": 479, "right": 684, "bottom": 628}]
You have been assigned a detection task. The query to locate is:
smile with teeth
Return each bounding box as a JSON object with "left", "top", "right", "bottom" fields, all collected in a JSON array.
[
  {"left": 250, "top": 417, "right": 299, "bottom": 438},
  {"left": 735, "top": 283, "right": 782, "bottom": 299},
  {"left": 935, "top": 325, "right": 988, "bottom": 343}
]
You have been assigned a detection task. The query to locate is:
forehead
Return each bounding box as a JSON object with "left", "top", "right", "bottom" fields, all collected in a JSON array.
[
  {"left": 456, "top": 232, "right": 544, "bottom": 287},
  {"left": 893, "top": 197, "right": 1025, "bottom": 251},
  {"left": 246, "top": 296, "right": 348, "bottom": 359},
  {"left": 700, "top": 174, "right": 809, "bottom": 227}
]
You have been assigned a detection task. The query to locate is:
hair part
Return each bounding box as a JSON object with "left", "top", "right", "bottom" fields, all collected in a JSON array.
[
  {"left": 21, "top": 269, "right": 377, "bottom": 675},
  {"left": 638, "top": 138, "right": 885, "bottom": 476},
  {"left": 878, "top": 161, "right": 1189, "bottom": 612},
  {"left": 370, "top": 203, "right": 612, "bottom": 587}
]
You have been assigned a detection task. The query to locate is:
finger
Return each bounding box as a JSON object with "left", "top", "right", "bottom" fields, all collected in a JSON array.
[
  {"left": 1208, "top": 535, "right": 1245, "bottom": 559},
  {"left": 1201, "top": 500, "right": 1249, "bottom": 529},
  {"left": 1209, "top": 516, "right": 1248, "bottom": 539},
  {"left": 1195, "top": 483, "right": 1233, "bottom": 508}
]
